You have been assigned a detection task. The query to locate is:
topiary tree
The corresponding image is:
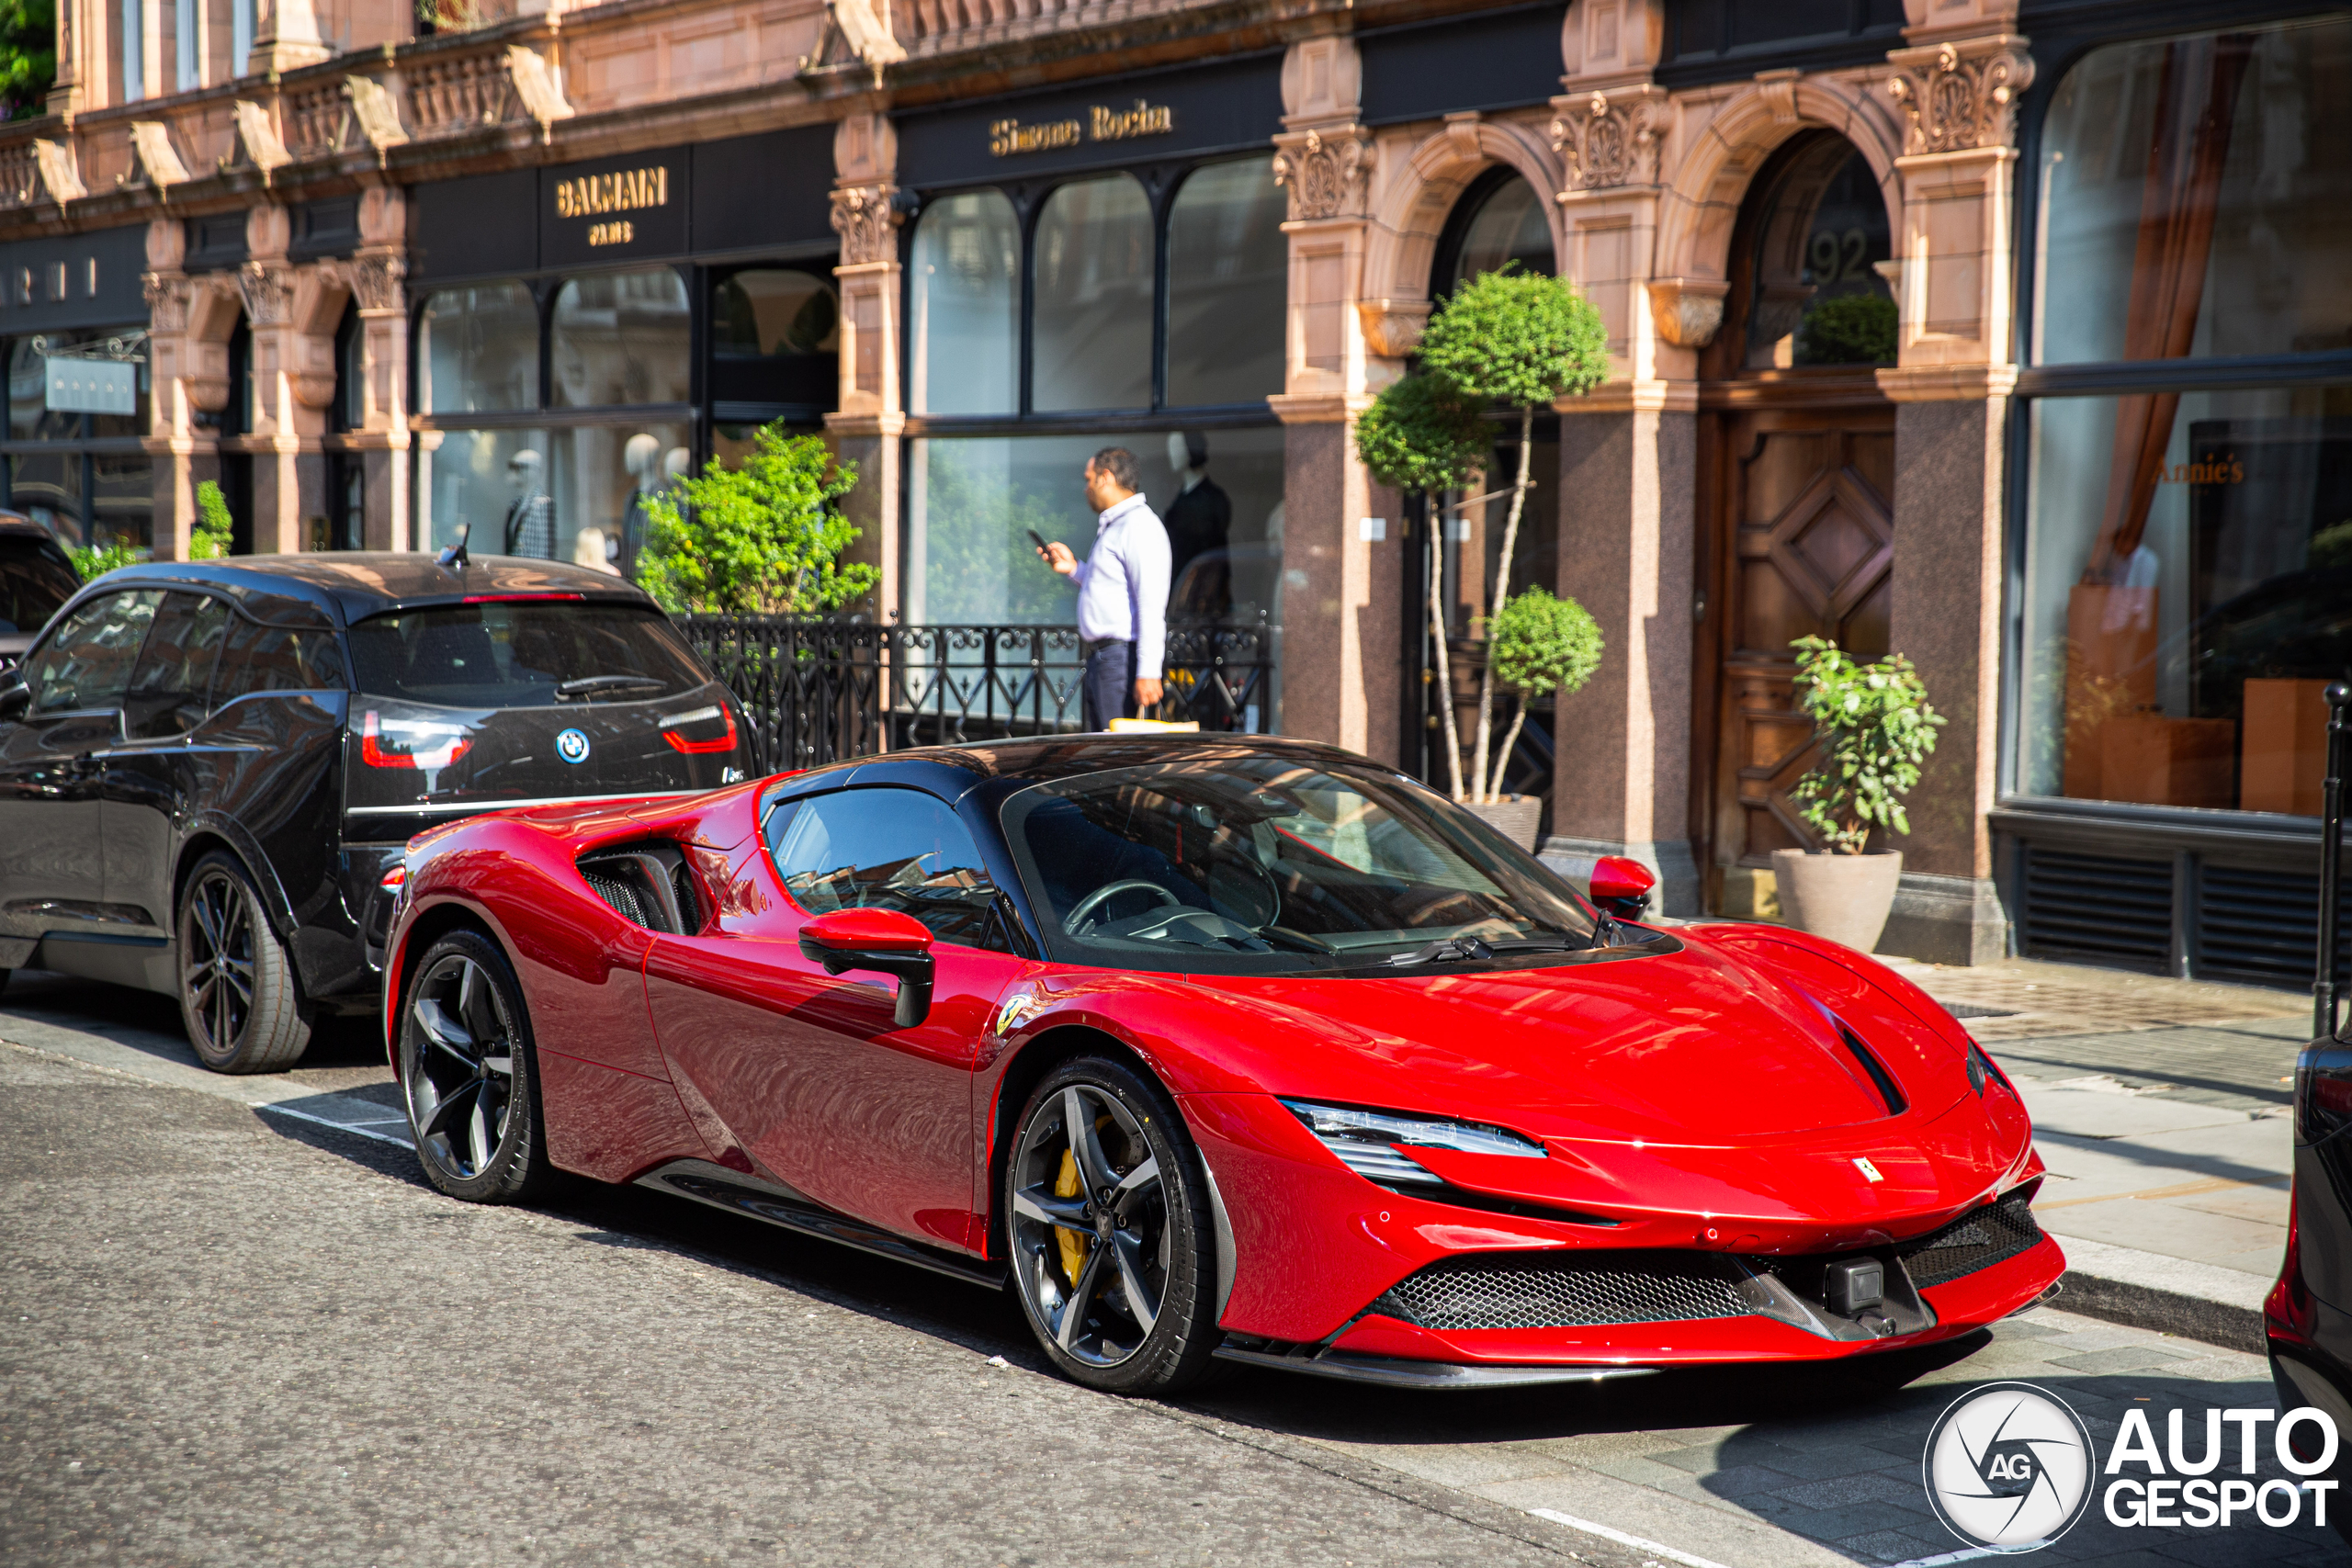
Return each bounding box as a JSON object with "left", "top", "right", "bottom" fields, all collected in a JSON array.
[
  {"left": 1487, "top": 587, "right": 1603, "bottom": 790},
  {"left": 635, "top": 420, "right": 876, "bottom": 617},
  {"left": 1788, "top": 636, "right": 1945, "bottom": 854},
  {"left": 1415, "top": 266, "right": 1610, "bottom": 802},
  {"left": 1354, "top": 372, "right": 1496, "bottom": 800},
  {"left": 192, "top": 479, "right": 235, "bottom": 560}
]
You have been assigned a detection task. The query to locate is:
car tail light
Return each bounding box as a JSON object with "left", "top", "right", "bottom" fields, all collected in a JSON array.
[
  {"left": 361, "top": 710, "right": 473, "bottom": 770},
  {"left": 461, "top": 592, "right": 586, "bottom": 604},
  {"left": 2269, "top": 1187, "right": 2315, "bottom": 1348},
  {"left": 379, "top": 864, "right": 406, "bottom": 891},
  {"left": 2299, "top": 1044, "right": 2352, "bottom": 1145},
  {"left": 659, "top": 703, "right": 738, "bottom": 755}
]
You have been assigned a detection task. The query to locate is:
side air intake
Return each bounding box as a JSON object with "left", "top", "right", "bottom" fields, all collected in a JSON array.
[{"left": 577, "top": 841, "right": 704, "bottom": 935}]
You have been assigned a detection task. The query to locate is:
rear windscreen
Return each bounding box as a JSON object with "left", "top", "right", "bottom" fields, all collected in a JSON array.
[{"left": 348, "top": 602, "right": 708, "bottom": 707}]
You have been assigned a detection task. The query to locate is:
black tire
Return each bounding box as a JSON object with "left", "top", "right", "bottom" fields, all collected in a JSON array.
[
  {"left": 177, "top": 851, "right": 311, "bottom": 1074},
  {"left": 1003, "top": 1055, "right": 1221, "bottom": 1395},
  {"left": 397, "top": 931, "right": 560, "bottom": 1203}
]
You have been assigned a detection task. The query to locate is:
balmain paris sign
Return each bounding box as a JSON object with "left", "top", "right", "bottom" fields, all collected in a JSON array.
[
  {"left": 989, "top": 100, "right": 1175, "bottom": 157},
  {"left": 552, "top": 165, "right": 671, "bottom": 248}
]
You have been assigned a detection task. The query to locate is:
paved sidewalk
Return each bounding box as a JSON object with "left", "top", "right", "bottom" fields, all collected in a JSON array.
[{"left": 1879, "top": 955, "right": 2313, "bottom": 1352}]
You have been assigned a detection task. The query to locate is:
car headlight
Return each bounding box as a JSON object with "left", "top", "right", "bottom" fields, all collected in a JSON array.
[{"left": 1281, "top": 1099, "right": 1545, "bottom": 1188}]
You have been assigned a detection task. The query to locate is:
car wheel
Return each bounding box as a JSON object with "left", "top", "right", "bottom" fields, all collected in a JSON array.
[
  {"left": 1005, "top": 1056, "right": 1221, "bottom": 1394},
  {"left": 398, "top": 931, "right": 559, "bottom": 1203},
  {"left": 176, "top": 851, "right": 311, "bottom": 1074}
]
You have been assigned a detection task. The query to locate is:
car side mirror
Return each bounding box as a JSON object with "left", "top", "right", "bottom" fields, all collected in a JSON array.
[
  {"left": 1589, "top": 855, "right": 1656, "bottom": 921},
  {"left": 797, "top": 908, "right": 936, "bottom": 1029}
]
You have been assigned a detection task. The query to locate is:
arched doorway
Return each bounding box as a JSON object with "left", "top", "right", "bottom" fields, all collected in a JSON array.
[{"left": 1693, "top": 130, "right": 1900, "bottom": 918}]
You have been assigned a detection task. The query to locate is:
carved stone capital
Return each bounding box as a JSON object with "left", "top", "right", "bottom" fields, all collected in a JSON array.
[
  {"left": 1549, "top": 85, "right": 1665, "bottom": 191},
  {"left": 142, "top": 272, "right": 192, "bottom": 335},
  {"left": 1355, "top": 299, "right": 1430, "bottom": 359},
  {"left": 829, "top": 184, "right": 902, "bottom": 267},
  {"left": 1645, "top": 277, "right": 1728, "bottom": 349},
  {"left": 1886, "top": 37, "right": 2035, "bottom": 156},
  {"left": 238, "top": 260, "right": 291, "bottom": 326},
  {"left": 1271, "top": 125, "right": 1373, "bottom": 221},
  {"left": 324, "top": 251, "right": 406, "bottom": 313}
]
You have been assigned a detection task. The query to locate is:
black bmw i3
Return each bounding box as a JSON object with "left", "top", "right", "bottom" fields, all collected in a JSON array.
[{"left": 0, "top": 551, "right": 752, "bottom": 1071}]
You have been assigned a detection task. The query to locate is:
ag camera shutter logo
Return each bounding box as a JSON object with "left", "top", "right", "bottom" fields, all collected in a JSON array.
[
  {"left": 1923, "top": 1382, "right": 2096, "bottom": 1550},
  {"left": 556, "top": 728, "right": 591, "bottom": 764}
]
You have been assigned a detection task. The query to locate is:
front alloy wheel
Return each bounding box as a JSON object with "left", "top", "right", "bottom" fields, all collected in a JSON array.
[
  {"left": 399, "top": 931, "right": 556, "bottom": 1202},
  {"left": 1005, "top": 1057, "right": 1220, "bottom": 1393}
]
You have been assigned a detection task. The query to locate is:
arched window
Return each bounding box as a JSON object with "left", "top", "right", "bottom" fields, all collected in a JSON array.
[
  {"left": 1442, "top": 171, "right": 1555, "bottom": 290},
  {"left": 551, "top": 268, "right": 690, "bottom": 408},
  {"left": 419, "top": 281, "right": 537, "bottom": 415},
  {"left": 1165, "top": 157, "right": 1285, "bottom": 407},
  {"left": 710, "top": 267, "right": 839, "bottom": 414},
  {"left": 910, "top": 191, "right": 1019, "bottom": 416},
  {"left": 1737, "top": 136, "right": 1893, "bottom": 369},
  {"left": 1033, "top": 174, "right": 1153, "bottom": 412}
]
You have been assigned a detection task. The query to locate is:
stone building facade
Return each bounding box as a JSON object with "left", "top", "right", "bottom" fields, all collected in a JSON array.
[{"left": 1, "top": 0, "right": 2343, "bottom": 977}]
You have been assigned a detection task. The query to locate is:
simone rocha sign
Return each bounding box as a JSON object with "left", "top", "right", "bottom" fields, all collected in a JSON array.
[{"left": 989, "top": 100, "right": 1175, "bottom": 157}]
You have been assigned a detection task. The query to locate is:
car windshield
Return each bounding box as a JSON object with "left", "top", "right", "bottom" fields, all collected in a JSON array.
[
  {"left": 0, "top": 537, "right": 78, "bottom": 637},
  {"left": 1001, "top": 756, "right": 1600, "bottom": 975},
  {"left": 347, "top": 602, "right": 709, "bottom": 707}
]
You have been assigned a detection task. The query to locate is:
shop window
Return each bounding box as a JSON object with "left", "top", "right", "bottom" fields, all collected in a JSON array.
[
  {"left": 1, "top": 331, "right": 152, "bottom": 554},
  {"left": 910, "top": 190, "right": 1019, "bottom": 416},
  {"left": 2035, "top": 18, "right": 2352, "bottom": 366},
  {"left": 1033, "top": 175, "right": 1154, "bottom": 412},
  {"left": 710, "top": 268, "right": 838, "bottom": 412},
  {"left": 419, "top": 282, "right": 538, "bottom": 415},
  {"left": 415, "top": 423, "right": 690, "bottom": 573},
  {"left": 1442, "top": 171, "right": 1555, "bottom": 291},
  {"left": 905, "top": 427, "right": 1286, "bottom": 627},
  {"left": 1736, "top": 133, "right": 1893, "bottom": 369},
  {"left": 1165, "top": 157, "right": 1286, "bottom": 408},
  {"left": 552, "top": 268, "right": 691, "bottom": 408},
  {"left": 331, "top": 302, "right": 363, "bottom": 433},
  {"left": 8, "top": 453, "right": 81, "bottom": 546}
]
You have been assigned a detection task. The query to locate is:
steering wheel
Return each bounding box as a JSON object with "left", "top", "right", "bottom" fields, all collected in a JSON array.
[
  {"left": 1210, "top": 851, "right": 1283, "bottom": 931},
  {"left": 1064, "top": 879, "right": 1182, "bottom": 935}
]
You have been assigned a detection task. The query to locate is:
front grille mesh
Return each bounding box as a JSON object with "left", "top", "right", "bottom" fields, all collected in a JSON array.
[
  {"left": 1896, "top": 1192, "right": 2043, "bottom": 1289},
  {"left": 1373, "top": 1250, "right": 1752, "bottom": 1332}
]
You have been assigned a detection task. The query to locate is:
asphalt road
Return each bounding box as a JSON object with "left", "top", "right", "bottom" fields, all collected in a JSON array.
[{"left": 3, "top": 972, "right": 2346, "bottom": 1568}]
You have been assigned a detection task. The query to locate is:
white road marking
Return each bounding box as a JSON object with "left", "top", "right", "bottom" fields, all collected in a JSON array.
[
  {"left": 1881, "top": 1548, "right": 2009, "bottom": 1568},
  {"left": 257, "top": 1100, "right": 414, "bottom": 1148},
  {"left": 1526, "top": 1507, "right": 1738, "bottom": 1568}
]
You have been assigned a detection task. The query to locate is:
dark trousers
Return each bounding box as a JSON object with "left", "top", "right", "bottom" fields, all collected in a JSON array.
[{"left": 1082, "top": 640, "right": 1137, "bottom": 732}]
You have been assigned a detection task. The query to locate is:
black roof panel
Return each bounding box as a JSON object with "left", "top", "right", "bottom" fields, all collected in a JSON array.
[{"left": 85, "top": 552, "right": 654, "bottom": 627}]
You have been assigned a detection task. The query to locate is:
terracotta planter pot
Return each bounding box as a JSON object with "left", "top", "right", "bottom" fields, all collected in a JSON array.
[
  {"left": 1464, "top": 795, "right": 1543, "bottom": 852},
  {"left": 1770, "top": 848, "right": 1904, "bottom": 953}
]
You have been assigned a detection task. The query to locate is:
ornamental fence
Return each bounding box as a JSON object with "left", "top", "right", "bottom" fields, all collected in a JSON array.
[{"left": 680, "top": 615, "right": 1278, "bottom": 775}]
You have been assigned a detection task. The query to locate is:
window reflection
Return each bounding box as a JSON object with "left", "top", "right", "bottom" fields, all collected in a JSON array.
[
  {"left": 710, "top": 268, "right": 838, "bottom": 412},
  {"left": 1447, "top": 174, "right": 1554, "bottom": 289},
  {"left": 1166, "top": 158, "right": 1285, "bottom": 407},
  {"left": 1741, "top": 138, "right": 1894, "bottom": 369},
  {"left": 1034, "top": 175, "right": 1153, "bottom": 412},
  {"left": 415, "top": 423, "right": 688, "bottom": 573},
  {"left": 552, "top": 269, "right": 691, "bottom": 407},
  {"left": 910, "top": 190, "right": 1019, "bottom": 415},
  {"left": 420, "top": 282, "right": 539, "bottom": 414}
]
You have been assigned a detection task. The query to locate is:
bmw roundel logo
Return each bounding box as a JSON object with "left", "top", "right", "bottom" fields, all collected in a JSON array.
[
  {"left": 1923, "top": 1382, "right": 2095, "bottom": 1550},
  {"left": 555, "top": 728, "right": 591, "bottom": 765}
]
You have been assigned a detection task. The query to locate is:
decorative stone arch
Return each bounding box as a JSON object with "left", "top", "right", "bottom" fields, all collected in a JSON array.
[
  {"left": 1360, "top": 114, "right": 1566, "bottom": 355},
  {"left": 1653, "top": 72, "right": 1905, "bottom": 302}
]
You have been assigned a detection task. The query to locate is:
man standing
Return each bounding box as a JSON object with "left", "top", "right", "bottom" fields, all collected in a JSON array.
[{"left": 1041, "top": 447, "right": 1170, "bottom": 731}]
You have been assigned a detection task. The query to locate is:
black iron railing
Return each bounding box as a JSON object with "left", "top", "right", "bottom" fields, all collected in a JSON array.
[{"left": 682, "top": 615, "right": 1278, "bottom": 774}]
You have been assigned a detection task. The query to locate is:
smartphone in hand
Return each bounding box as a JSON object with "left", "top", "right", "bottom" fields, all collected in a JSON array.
[{"left": 1027, "top": 528, "right": 1052, "bottom": 558}]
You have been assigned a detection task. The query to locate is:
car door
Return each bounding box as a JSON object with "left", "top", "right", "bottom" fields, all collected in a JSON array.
[
  {"left": 644, "top": 785, "right": 1027, "bottom": 1254},
  {"left": 98, "top": 591, "right": 232, "bottom": 939},
  {"left": 0, "top": 589, "right": 161, "bottom": 947}
]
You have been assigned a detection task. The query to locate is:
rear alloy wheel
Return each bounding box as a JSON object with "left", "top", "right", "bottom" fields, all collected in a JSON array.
[
  {"left": 1005, "top": 1056, "right": 1221, "bottom": 1394},
  {"left": 176, "top": 851, "right": 311, "bottom": 1073},
  {"left": 398, "top": 931, "right": 559, "bottom": 1203}
]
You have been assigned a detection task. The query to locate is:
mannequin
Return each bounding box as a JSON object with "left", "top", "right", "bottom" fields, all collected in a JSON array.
[
  {"left": 616, "top": 433, "right": 663, "bottom": 580},
  {"left": 572, "top": 527, "right": 618, "bottom": 575},
  {"left": 502, "top": 449, "right": 554, "bottom": 559},
  {"left": 1161, "top": 430, "right": 1230, "bottom": 614}
]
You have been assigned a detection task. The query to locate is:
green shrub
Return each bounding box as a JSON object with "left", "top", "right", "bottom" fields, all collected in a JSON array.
[
  {"left": 1800, "top": 294, "right": 1898, "bottom": 366},
  {"left": 192, "top": 480, "right": 234, "bottom": 559},
  {"left": 69, "top": 540, "right": 141, "bottom": 580},
  {"left": 635, "top": 421, "right": 876, "bottom": 616},
  {"left": 1788, "top": 636, "right": 1945, "bottom": 854},
  {"left": 1353, "top": 374, "right": 1495, "bottom": 496},
  {"left": 1489, "top": 587, "right": 1602, "bottom": 701}
]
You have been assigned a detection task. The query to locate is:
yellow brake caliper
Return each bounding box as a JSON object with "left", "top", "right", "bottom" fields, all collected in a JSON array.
[{"left": 1054, "top": 1145, "right": 1091, "bottom": 1285}]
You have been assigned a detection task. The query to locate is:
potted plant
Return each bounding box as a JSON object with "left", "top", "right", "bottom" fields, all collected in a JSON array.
[
  {"left": 1476, "top": 586, "right": 1603, "bottom": 848},
  {"left": 1770, "top": 636, "right": 1945, "bottom": 953}
]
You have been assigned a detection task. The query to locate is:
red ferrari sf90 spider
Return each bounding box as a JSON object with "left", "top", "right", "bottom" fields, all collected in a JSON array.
[{"left": 384, "top": 734, "right": 2062, "bottom": 1393}]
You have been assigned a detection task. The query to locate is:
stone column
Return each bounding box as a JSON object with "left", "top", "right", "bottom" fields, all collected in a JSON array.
[
  {"left": 141, "top": 219, "right": 205, "bottom": 561},
  {"left": 329, "top": 186, "right": 411, "bottom": 551},
  {"left": 1537, "top": 6, "right": 1703, "bottom": 914},
  {"left": 1267, "top": 30, "right": 1402, "bottom": 760},
  {"left": 240, "top": 204, "right": 305, "bottom": 555},
  {"left": 1869, "top": 21, "right": 2032, "bottom": 964},
  {"left": 250, "top": 0, "right": 330, "bottom": 75},
  {"left": 825, "top": 111, "right": 903, "bottom": 619}
]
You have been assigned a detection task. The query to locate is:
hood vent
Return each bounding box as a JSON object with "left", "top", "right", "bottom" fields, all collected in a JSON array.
[
  {"left": 1837, "top": 1022, "right": 1907, "bottom": 1117},
  {"left": 577, "top": 841, "right": 703, "bottom": 935}
]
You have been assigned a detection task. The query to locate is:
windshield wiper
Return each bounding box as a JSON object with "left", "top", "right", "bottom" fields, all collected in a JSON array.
[
  {"left": 555, "top": 674, "right": 668, "bottom": 699},
  {"left": 1384, "top": 935, "right": 1494, "bottom": 968}
]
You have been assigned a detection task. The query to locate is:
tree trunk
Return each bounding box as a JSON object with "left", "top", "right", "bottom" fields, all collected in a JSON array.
[
  {"left": 1428, "top": 498, "right": 1465, "bottom": 801},
  {"left": 1473, "top": 404, "right": 1533, "bottom": 802},
  {"left": 1492, "top": 697, "right": 1529, "bottom": 805}
]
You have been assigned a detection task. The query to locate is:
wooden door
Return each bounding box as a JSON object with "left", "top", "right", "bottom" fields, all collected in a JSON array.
[{"left": 1702, "top": 407, "right": 1896, "bottom": 903}]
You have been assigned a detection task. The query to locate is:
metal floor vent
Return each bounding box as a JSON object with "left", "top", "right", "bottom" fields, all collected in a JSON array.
[
  {"left": 2019, "top": 846, "right": 2172, "bottom": 973},
  {"left": 1370, "top": 1250, "right": 1753, "bottom": 1332},
  {"left": 1895, "top": 1192, "right": 2043, "bottom": 1291}
]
